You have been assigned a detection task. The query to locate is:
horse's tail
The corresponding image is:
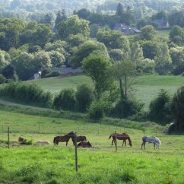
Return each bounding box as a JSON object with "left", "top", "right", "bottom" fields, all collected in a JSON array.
[
  {"left": 84, "top": 136, "right": 87, "bottom": 141},
  {"left": 109, "top": 134, "right": 112, "bottom": 139}
]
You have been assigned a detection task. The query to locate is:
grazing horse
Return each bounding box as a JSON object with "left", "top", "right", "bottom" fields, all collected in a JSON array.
[
  {"left": 141, "top": 136, "right": 161, "bottom": 149},
  {"left": 71, "top": 136, "right": 87, "bottom": 146},
  {"left": 77, "top": 141, "right": 92, "bottom": 148},
  {"left": 53, "top": 131, "right": 76, "bottom": 146},
  {"left": 109, "top": 133, "right": 132, "bottom": 147}
]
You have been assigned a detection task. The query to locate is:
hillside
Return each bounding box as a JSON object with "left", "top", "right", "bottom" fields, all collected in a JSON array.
[{"left": 28, "top": 74, "right": 184, "bottom": 109}]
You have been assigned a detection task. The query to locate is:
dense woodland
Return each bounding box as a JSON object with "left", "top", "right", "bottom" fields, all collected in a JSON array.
[{"left": 0, "top": 1, "right": 184, "bottom": 132}]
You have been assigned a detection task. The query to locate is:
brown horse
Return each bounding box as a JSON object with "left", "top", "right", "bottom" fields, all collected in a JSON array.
[
  {"left": 77, "top": 141, "right": 92, "bottom": 148},
  {"left": 109, "top": 133, "right": 132, "bottom": 147},
  {"left": 71, "top": 136, "right": 87, "bottom": 146},
  {"left": 53, "top": 131, "right": 76, "bottom": 146}
]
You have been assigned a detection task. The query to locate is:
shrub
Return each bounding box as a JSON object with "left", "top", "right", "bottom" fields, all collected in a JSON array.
[
  {"left": 149, "top": 89, "right": 172, "bottom": 124},
  {"left": 111, "top": 98, "right": 144, "bottom": 118},
  {"left": 53, "top": 89, "right": 76, "bottom": 111},
  {"left": 0, "top": 82, "right": 52, "bottom": 107},
  {"left": 75, "top": 84, "right": 94, "bottom": 112},
  {"left": 0, "top": 74, "right": 6, "bottom": 84},
  {"left": 88, "top": 99, "right": 109, "bottom": 120}
]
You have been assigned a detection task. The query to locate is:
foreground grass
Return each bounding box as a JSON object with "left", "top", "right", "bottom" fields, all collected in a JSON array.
[
  {"left": 0, "top": 108, "right": 184, "bottom": 183},
  {"left": 1, "top": 146, "right": 184, "bottom": 184},
  {"left": 29, "top": 74, "right": 184, "bottom": 109}
]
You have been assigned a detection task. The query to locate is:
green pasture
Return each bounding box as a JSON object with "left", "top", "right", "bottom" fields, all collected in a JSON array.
[
  {"left": 0, "top": 109, "right": 184, "bottom": 183},
  {"left": 28, "top": 74, "right": 184, "bottom": 110}
]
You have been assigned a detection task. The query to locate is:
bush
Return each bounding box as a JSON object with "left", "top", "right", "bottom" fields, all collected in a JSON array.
[
  {"left": 111, "top": 98, "right": 144, "bottom": 118},
  {"left": 0, "top": 82, "right": 53, "bottom": 107},
  {"left": 0, "top": 74, "right": 6, "bottom": 84},
  {"left": 76, "top": 84, "right": 94, "bottom": 112},
  {"left": 149, "top": 89, "right": 172, "bottom": 124},
  {"left": 88, "top": 100, "right": 105, "bottom": 121},
  {"left": 53, "top": 89, "right": 76, "bottom": 111}
]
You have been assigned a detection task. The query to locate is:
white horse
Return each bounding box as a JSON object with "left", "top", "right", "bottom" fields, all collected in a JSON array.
[{"left": 141, "top": 136, "right": 161, "bottom": 149}]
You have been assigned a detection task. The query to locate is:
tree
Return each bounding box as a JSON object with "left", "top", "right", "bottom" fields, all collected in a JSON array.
[
  {"left": 20, "top": 22, "right": 52, "bottom": 47},
  {"left": 169, "top": 26, "right": 184, "bottom": 46},
  {"left": 141, "top": 41, "right": 158, "bottom": 59},
  {"left": 0, "top": 50, "right": 11, "bottom": 69},
  {"left": 57, "top": 15, "right": 90, "bottom": 40},
  {"left": 76, "top": 8, "right": 91, "bottom": 19},
  {"left": 109, "top": 49, "right": 124, "bottom": 61},
  {"left": 2, "top": 64, "right": 17, "bottom": 80},
  {"left": 33, "top": 51, "right": 52, "bottom": 71},
  {"left": 170, "top": 46, "right": 184, "bottom": 75},
  {"left": 12, "top": 52, "right": 35, "bottom": 80},
  {"left": 171, "top": 86, "right": 184, "bottom": 131},
  {"left": 154, "top": 43, "right": 172, "bottom": 74},
  {"left": 111, "top": 61, "right": 135, "bottom": 99},
  {"left": 71, "top": 40, "right": 108, "bottom": 67},
  {"left": 48, "top": 51, "right": 65, "bottom": 67},
  {"left": 96, "top": 28, "right": 130, "bottom": 50},
  {"left": 83, "top": 53, "right": 112, "bottom": 98},
  {"left": 54, "top": 10, "right": 67, "bottom": 32},
  {"left": 149, "top": 89, "right": 171, "bottom": 124},
  {"left": 116, "top": 3, "right": 124, "bottom": 16},
  {"left": 140, "top": 25, "right": 156, "bottom": 40},
  {"left": 0, "top": 18, "right": 25, "bottom": 50},
  {"left": 44, "top": 40, "right": 66, "bottom": 54},
  {"left": 67, "top": 34, "right": 87, "bottom": 47}
]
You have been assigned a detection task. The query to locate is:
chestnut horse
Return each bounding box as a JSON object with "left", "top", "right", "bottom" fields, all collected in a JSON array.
[
  {"left": 53, "top": 131, "right": 76, "bottom": 146},
  {"left": 71, "top": 136, "right": 87, "bottom": 146},
  {"left": 109, "top": 133, "right": 132, "bottom": 147}
]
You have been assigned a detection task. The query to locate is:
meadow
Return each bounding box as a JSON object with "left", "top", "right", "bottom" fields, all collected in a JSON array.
[
  {"left": 0, "top": 107, "right": 184, "bottom": 183},
  {"left": 28, "top": 74, "right": 184, "bottom": 109}
]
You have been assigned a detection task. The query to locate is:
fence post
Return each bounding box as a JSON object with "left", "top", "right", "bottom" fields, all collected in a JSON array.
[
  {"left": 74, "top": 133, "right": 78, "bottom": 172},
  {"left": 8, "top": 126, "right": 10, "bottom": 149},
  {"left": 115, "top": 138, "right": 117, "bottom": 152}
]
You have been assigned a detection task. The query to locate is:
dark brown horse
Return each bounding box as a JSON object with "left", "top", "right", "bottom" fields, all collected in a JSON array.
[
  {"left": 77, "top": 141, "right": 92, "bottom": 148},
  {"left": 71, "top": 136, "right": 87, "bottom": 146},
  {"left": 53, "top": 131, "right": 76, "bottom": 146},
  {"left": 109, "top": 133, "right": 132, "bottom": 147}
]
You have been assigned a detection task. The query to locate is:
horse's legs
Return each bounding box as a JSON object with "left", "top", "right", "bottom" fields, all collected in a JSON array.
[
  {"left": 154, "top": 143, "right": 155, "bottom": 149},
  {"left": 66, "top": 141, "right": 68, "bottom": 146},
  {"left": 125, "top": 140, "right": 126, "bottom": 146},
  {"left": 122, "top": 140, "right": 124, "bottom": 147},
  {"left": 112, "top": 139, "right": 114, "bottom": 145},
  {"left": 141, "top": 142, "right": 145, "bottom": 149}
]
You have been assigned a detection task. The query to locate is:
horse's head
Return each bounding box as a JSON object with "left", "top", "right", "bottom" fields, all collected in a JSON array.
[
  {"left": 67, "top": 131, "right": 76, "bottom": 138},
  {"left": 128, "top": 137, "right": 132, "bottom": 147}
]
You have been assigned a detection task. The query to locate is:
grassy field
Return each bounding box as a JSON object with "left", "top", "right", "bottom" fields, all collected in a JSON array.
[
  {"left": 0, "top": 108, "right": 184, "bottom": 183},
  {"left": 28, "top": 74, "right": 184, "bottom": 110}
]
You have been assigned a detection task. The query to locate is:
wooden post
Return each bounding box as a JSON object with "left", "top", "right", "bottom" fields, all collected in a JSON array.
[
  {"left": 8, "top": 126, "right": 10, "bottom": 149},
  {"left": 74, "top": 134, "right": 78, "bottom": 172},
  {"left": 115, "top": 138, "right": 117, "bottom": 152}
]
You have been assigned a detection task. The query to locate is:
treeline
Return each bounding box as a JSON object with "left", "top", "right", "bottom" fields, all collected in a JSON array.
[{"left": 2, "top": 10, "right": 184, "bottom": 82}]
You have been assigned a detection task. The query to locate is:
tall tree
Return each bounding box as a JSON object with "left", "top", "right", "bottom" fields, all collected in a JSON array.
[
  {"left": 57, "top": 15, "right": 90, "bottom": 40},
  {"left": 82, "top": 53, "right": 112, "bottom": 99},
  {"left": 116, "top": 3, "right": 124, "bottom": 16}
]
